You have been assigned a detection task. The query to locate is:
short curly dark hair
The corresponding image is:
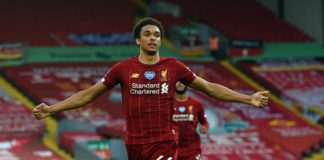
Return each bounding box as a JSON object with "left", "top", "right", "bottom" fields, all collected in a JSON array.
[{"left": 133, "top": 17, "right": 164, "bottom": 40}]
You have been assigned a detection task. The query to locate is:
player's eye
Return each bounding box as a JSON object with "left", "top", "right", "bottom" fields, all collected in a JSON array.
[
  {"left": 154, "top": 32, "right": 160, "bottom": 38},
  {"left": 143, "top": 31, "right": 150, "bottom": 37}
]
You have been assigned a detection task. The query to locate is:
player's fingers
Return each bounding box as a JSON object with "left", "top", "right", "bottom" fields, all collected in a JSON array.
[
  {"left": 33, "top": 103, "right": 45, "bottom": 112},
  {"left": 34, "top": 113, "right": 41, "bottom": 119},
  {"left": 258, "top": 103, "right": 265, "bottom": 108},
  {"left": 38, "top": 103, "right": 46, "bottom": 108},
  {"left": 38, "top": 103, "right": 48, "bottom": 111},
  {"left": 261, "top": 98, "right": 268, "bottom": 103},
  {"left": 259, "top": 91, "right": 269, "bottom": 95},
  {"left": 35, "top": 103, "right": 45, "bottom": 109},
  {"left": 33, "top": 106, "right": 41, "bottom": 113},
  {"left": 260, "top": 101, "right": 268, "bottom": 107},
  {"left": 35, "top": 115, "right": 42, "bottom": 120},
  {"left": 261, "top": 96, "right": 269, "bottom": 100}
]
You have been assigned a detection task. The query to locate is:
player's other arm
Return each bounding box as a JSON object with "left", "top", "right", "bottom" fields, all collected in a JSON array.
[
  {"left": 188, "top": 76, "right": 269, "bottom": 108},
  {"left": 197, "top": 102, "right": 209, "bottom": 134},
  {"left": 33, "top": 82, "right": 107, "bottom": 120},
  {"left": 199, "top": 122, "right": 209, "bottom": 134}
]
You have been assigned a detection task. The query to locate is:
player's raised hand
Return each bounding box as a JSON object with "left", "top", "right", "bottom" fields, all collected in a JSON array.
[
  {"left": 250, "top": 91, "right": 269, "bottom": 108},
  {"left": 33, "top": 103, "right": 52, "bottom": 120}
]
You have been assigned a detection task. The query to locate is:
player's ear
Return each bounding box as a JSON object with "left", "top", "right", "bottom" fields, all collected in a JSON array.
[{"left": 135, "top": 38, "right": 140, "bottom": 46}]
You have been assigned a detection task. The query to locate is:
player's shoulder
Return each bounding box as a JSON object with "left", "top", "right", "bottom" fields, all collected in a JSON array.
[
  {"left": 162, "top": 56, "right": 177, "bottom": 61},
  {"left": 188, "top": 96, "right": 203, "bottom": 105},
  {"left": 159, "top": 56, "right": 177, "bottom": 63},
  {"left": 112, "top": 57, "right": 134, "bottom": 67},
  {"left": 160, "top": 57, "right": 185, "bottom": 66}
]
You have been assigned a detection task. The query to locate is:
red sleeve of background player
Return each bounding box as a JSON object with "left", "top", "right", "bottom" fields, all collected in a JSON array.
[
  {"left": 174, "top": 59, "right": 196, "bottom": 85},
  {"left": 101, "top": 62, "right": 122, "bottom": 88},
  {"left": 197, "top": 100, "right": 208, "bottom": 125}
]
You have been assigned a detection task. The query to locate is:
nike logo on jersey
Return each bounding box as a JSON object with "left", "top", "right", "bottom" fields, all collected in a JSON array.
[{"left": 131, "top": 73, "right": 139, "bottom": 78}]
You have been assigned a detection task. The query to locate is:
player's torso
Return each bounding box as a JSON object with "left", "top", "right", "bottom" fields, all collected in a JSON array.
[
  {"left": 120, "top": 59, "right": 178, "bottom": 112},
  {"left": 173, "top": 97, "right": 199, "bottom": 128},
  {"left": 117, "top": 58, "right": 182, "bottom": 137},
  {"left": 173, "top": 97, "right": 201, "bottom": 147}
]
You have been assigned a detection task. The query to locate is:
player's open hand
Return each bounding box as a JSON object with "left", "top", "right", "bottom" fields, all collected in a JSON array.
[
  {"left": 33, "top": 103, "right": 52, "bottom": 120},
  {"left": 250, "top": 91, "right": 269, "bottom": 108}
]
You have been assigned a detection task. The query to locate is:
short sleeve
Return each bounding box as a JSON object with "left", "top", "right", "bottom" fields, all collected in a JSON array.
[
  {"left": 101, "top": 62, "right": 122, "bottom": 88},
  {"left": 197, "top": 101, "right": 208, "bottom": 125},
  {"left": 175, "top": 60, "right": 196, "bottom": 85}
]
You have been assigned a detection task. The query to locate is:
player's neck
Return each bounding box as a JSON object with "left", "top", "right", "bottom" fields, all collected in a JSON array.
[
  {"left": 138, "top": 50, "right": 160, "bottom": 65},
  {"left": 174, "top": 93, "right": 188, "bottom": 102}
]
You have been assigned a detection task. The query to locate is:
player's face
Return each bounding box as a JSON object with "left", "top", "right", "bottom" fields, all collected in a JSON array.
[
  {"left": 175, "top": 82, "right": 187, "bottom": 94},
  {"left": 136, "top": 25, "right": 161, "bottom": 55}
]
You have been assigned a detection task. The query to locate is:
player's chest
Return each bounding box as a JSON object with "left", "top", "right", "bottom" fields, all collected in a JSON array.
[
  {"left": 125, "top": 67, "right": 176, "bottom": 83},
  {"left": 174, "top": 104, "right": 197, "bottom": 114},
  {"left": 173, "top": 104, "right": 197, "bottom": 122},
  {"left": 123, "top": 67, "right": 177, "bottom": 95}
]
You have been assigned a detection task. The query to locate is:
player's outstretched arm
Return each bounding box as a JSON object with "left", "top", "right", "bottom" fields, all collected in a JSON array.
[
  {"left": 33, "top": 82, "right": 107, "bottom": 120},
  {"left": 188, "top": 76, "right": 269, "bottom": 108}
]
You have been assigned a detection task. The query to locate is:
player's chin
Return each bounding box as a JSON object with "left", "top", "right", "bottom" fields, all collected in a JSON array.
[{"left": 146, "top": 49, "right": 158, "bottom": 55}]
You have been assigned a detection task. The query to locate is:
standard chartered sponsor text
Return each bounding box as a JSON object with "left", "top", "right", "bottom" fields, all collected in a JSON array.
[
  {"left": 130, "top": 83, "right": 164, "bottom": 95},
  {"left": 172, "top": 114, "right": 194, "bottom": 122},
  {"left": 132, "top": 83, "right": 160, "bottom": 88}
]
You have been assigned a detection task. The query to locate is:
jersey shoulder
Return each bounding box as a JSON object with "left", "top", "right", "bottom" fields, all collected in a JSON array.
[{"left": 188, "top": 96, "right": 203, "bottom": 106}]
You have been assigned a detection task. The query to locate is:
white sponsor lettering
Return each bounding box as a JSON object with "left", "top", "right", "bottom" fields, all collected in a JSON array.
[
  {"left": 161, "top": 83, "right": 168, "bottom": 94},
  {"left": 196, "top": 154, "right": 201, "bottom": 160},
  {"left": 189, "top": 114, "right": 194, "bottom": 121},
  {"left": 157, "top": 155, "right": 164, "bottom": 160},
  {"left": 130, "top": 83, "right": 169, "bottom": 95},
  {"left": 172, "top": 114, "right": 194, "bottom": 122},
  {"left": 130, "top": 83, "right": 161, "bottom": 95},
  {"left": 33, "top": 150, "right": 53, "bottom": 157},
  {"left": 132, "top": 83, "right": 160, "bottom": 88},
  {"left": 130, "top": 89, "right": 160, "bottom": 95}
]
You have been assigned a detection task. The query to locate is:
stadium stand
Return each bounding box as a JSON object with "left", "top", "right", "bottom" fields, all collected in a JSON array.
[
  {"left": 237, "top": 59, "right": 324, "bottom": 125},
  {"left": 1, "top": 62, "right": 126, "bottom": 158},
  {"left": 0, "top": 79, "right": 64, "bottom": 159},
  {"left": 162, "top": 0, "right": 312, "bottom": 42},
  {"left": 0, "top": 0, "right": 138, "bottom": 46}
]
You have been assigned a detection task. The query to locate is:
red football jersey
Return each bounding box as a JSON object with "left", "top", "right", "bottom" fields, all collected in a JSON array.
[
  {"left": 173, "top": 96, "right": 207, "bottom": 149},
  {"left": 101, "top": 56, "right": 196, "bottom": 144}
]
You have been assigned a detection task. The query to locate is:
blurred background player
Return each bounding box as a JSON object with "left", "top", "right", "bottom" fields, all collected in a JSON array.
[{"left": 173, "top": 82, "right": 209, "bottom": 160}]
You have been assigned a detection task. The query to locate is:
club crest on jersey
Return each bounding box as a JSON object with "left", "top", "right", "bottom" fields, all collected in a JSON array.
[
  {"left": 188, "top": 105, "right": 193, "bottom": 113},
  {"left": 161, "top": 70, "right": 168, "bottom": 81},
  {"left": 131, "top": 73, "right": 139, "bottom": 78},
  {"left": 179, "top": 106, "right": 186, "bottom": 113},
  {"left": 144, "top": 71, "right": 155, "bottom": 80}
]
